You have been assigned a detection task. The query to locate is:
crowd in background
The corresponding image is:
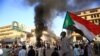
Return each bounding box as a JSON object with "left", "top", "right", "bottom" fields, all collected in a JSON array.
[
  {"left": 0, "top": 31, "right": 99, "bottom": 56},
  {"left": 0, "top": 40, "right": 99, "bottom": 56}
]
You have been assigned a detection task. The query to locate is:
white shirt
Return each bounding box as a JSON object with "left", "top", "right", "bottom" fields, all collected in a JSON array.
[
  {"left": 0, "top": 48, "right": 3, "bottom": 55},
  {"left": 60, "top": 37, "right": 74, "bottom": 56}
]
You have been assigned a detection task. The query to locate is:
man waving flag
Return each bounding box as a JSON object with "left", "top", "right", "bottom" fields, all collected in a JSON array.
[{"left": 63, "top": 11, "right": 100, "bottom": 41}]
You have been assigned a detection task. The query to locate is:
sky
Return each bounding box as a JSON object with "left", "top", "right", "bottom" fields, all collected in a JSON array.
[
  {"left": 0, "top": 0, "right": 100, "bottom": 36},
  {"left": 0, "top": 0, "right": 65, "bottom": 36},
  {"left": 0, "top": 0, "right": 34, "bottom": 26}
]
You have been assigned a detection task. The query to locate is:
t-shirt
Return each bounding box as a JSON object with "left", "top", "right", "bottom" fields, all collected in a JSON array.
[
  {"left": 18, "top": 49, "right": 27, "bottom": 56},
  {"left": 80, "top": 49, "right": 84, "bottom": 55},
  {"left": 60, "top": 37, "right": 73, "bottom": 56},
  {"left": 0, "top": 48, "right": 3, "bottom": 55},
  {"left": 74, "top": 48, "right": 80, "bottom": 56}
]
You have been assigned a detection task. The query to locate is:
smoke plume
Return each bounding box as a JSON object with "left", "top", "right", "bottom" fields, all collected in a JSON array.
[
  {"left": 25, "top": 0, "right": 100, "bottom": 47},
  {"left": 25, "top": 0, "right": 67, "bottom": 47}
]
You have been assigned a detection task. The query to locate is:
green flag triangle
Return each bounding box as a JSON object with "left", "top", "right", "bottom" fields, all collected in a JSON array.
[{"left": 63, "top": 12, "right": 75, "bottom": 29}]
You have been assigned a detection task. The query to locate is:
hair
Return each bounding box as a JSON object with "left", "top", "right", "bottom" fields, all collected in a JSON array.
[
  {"left": 29, "top": 46, "right": 33, "bottom": 49},
  {"left": 60, "top": 31, "right": 66, "bottom": 40},
  {"left": 75, "top": 44, "right": 79, "bottom": 48},
  {"left": 60, "top": 31, "right": 66, "bottom": 37},
  {"left": 6, "top": 45, "right": 9, "bottom": 48},
  {"left": 22, "top": 45, "right": 26, "bottom": 50},
  {"left": 54, "top": 47, "right": 58, "bottom": 51}
]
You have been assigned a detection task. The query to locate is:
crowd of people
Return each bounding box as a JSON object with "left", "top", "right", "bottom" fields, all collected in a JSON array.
[
  {"left": 73, "top": 42, "right": 94, "bottom": 56},
  {"left": 0, "top": 42, "right": 96, "bottom": 56},
  {"left": 0, "top": 31, "right": 98, "bottom": 56}
]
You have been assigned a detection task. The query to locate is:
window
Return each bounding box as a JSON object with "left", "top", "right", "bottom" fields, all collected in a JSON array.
[
  {"left": 97, "top": 14, "right": 100, "bottom": 17},
  {"left": 92, "top": 20, "right": 94, "bottom": 24},
  {"left": 91, "top": 14, "right": 98, "bottom": 18},
  {"left": 91, "top": 15, "right": 93, "bottom": 18},
  {"left": 90, "top": 9, "right": 97, "bottom": 13},
  {"left": 95, "top": 20, "right": 98, "bottom": 23},
  {"left": 84, "top": 16, "right": 87, "bottom": 20},
  {"left": 94, "top": 14, "right": 96, "bottom": 18},
  {"left": 76, "top": 36, "right": 83, "bottom": 40},
  {"left": 75, "top": 12, "right": 81, "bottom": 15},
  {"left": 99, "top": 20, "right": 100, "bottom": 25}
]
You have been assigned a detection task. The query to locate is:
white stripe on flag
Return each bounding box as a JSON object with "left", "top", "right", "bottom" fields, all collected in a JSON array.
[{"left": 74, "top": 21, "right": 95, "bottom": 41}]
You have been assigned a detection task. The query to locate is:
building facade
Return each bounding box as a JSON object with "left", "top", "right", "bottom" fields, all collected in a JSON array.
[
  {"left": 26, "top": 29, "right": 57, "bottom": 46},
  {"left": 72, "top": 7, "right": 100, "bottom": 42},
  {"left": 75, "top": 7, "right": 100, "bottom": 25},
  {"left": 0, "top": 21, "right": 26, "bottom": 43}
]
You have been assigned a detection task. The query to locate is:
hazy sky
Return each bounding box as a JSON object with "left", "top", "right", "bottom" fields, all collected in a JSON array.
[
  {"left": 0, "top": 0, "right": 100, "bottom": 36},
  {"left": 0, "top": 0, "right": 64, "bottom": 36},
  {"left": 0, "top": 0, "right": 34, "bottom": 26}
]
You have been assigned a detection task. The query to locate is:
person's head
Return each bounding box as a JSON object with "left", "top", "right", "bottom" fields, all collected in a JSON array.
[
  {"left": 29, "top": 46, "right": 33, "bottom": 49},
  {"left": 6, "top": 45, "right": 9, "bottom": 48},
  {"left": 22, "top": 45, "right": 26, "bottom": 50},
  {"left": 79, "top": 44, "right": 84, "bottom": 49},
  {"left": 54, "top": 47, "right": 58, "bottom": 51},
  {"left": 60, "top": 31, "right": 66, "bottom": 38},
  {"left": 75, "top": 44, "right": 79, "bottom": 48}
]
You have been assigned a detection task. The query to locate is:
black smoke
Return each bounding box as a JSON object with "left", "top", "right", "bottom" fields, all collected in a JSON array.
[
  {"left": 34, "top": 4, "right": 47, "bottom": 47},
  {"left": 24, "top": 0, "right": 100, "bottom": 47},
  {"left": 25, "top": 0, "right": 67, "bottom": 47}
]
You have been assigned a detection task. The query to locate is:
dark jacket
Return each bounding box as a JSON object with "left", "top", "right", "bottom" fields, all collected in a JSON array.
[
  {"left": 51, "top": 51, "right": 59, "bottom": 56},
  {"left": 28, "top": 49, "right": 35, "bottom": 56}
]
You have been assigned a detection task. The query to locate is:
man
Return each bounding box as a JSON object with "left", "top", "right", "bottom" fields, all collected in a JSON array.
[
  {"left": 3, "top": 45, "right": 11, "bottom": 56},
  {"left": 0, "top": 45, "right": 3, "bottom": 56},
  {"left": 18, "top": 46, "right": 27, "bottom": 56},
  {"left": 73, "top": 44, "right": 80, "bottom": 56},
  {"left": 28, "top": 46, "right": 35, "bottom": 56},
  {"left": 51, "top": 48, "right": 59, "bottom": 56},
  {"left": 87, "top": 42, "right": 94, "bottom": 56},
  {"left": 60, "top": 31, "right": 73, "bottom": 56}
]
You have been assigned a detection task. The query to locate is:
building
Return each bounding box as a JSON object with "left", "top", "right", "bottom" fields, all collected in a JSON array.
[
  {"left": 0, "top": 21, "right": 57, "bottom": 45},
  {"left": 26, "top": 29, "right": 57, "bottom": 46},
  {"left": 72, "top": 7, "right": 100, "bottom": 42},
  {"left": 75, "top": 7, "right": 100, "bottom": 25},
  {"left": 0, "top": 21, "right": 26, "bottom": 43}
]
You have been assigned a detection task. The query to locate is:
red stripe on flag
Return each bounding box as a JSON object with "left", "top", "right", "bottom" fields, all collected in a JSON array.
[{"left": 70, "top": 12, "right": 100, "bottom": 35}]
